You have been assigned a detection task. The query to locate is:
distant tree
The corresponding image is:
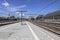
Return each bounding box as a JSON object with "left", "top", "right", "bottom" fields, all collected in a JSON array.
[
  {"left": 31, "top": 18, "right": 35, "bottom": 20},
  {"left": 9, "top": 16, "right": 15, "bottom": 19}
]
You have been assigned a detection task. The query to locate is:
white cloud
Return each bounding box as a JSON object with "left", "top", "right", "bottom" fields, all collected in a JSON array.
[
  {"left": 2, "top": 2, "right": 9, "bottom": 7},
  {"left": 16, "top": 5, "right": 27, "bottom": 8},
  {"left": 7, "top": 5, "right": 27, "bottom": 12},
  {"left": 2, "top": 0, "right": 26, "bottom": 12},
  {"left": 7, "top": 7, "right": 17, "bottom": 12},
  {"left": 2, "top": 0, "right": 9, "bottom": 7}
]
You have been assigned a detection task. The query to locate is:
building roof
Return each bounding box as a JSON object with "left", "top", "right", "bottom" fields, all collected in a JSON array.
[{"left": 45, "top": 10, "right": 60, "bottom": 17}]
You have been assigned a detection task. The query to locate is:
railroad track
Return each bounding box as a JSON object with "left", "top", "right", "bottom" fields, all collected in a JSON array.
[{"left": 30, "top": 21, "right": 60, "bottom": 36}]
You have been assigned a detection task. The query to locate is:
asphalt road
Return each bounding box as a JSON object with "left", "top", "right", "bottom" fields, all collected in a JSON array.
[{"left": 0, "top": 21, "right": 60, "bottom": 40}]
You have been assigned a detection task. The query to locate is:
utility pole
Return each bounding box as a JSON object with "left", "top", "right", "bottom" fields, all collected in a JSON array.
[
  {"left": 16, "top": 11, "right": 27, "bottom": 24},
  {"left": 8, "top": 13, "right": 10, "bottom": 17},
  {"left": 8, "top": 13, "right": 10, "bottom": 19}
]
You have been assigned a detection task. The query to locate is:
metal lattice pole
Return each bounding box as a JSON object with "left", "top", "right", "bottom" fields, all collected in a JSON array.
[{"left": 16, "top": 11, "right": 27, "bottom": 25}]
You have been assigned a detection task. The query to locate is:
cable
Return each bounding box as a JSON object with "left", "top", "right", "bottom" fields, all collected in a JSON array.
[
  {"left": 4, "top": 0, "right": 7, "bottom": 2},
  {"left": 39, "top": 0, "right": 59, "bottom": 12}
]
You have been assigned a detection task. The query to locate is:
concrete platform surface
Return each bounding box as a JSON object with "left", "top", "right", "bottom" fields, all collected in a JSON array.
[{"left": 0, "top": 21, "right": 60, "bottom": 40}]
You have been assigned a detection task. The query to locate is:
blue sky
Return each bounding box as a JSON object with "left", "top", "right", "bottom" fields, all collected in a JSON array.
[{"left": 0, "top": 0, "right": 60, "bottom": 17}]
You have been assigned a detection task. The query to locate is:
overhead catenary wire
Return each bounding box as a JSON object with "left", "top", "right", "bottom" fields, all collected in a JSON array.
[
  {"left": 39, "top": 0, "right": 59, "bottom": 12},
  {"left": 4, "top": 0, "right": 7, "bottom": 2}
]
